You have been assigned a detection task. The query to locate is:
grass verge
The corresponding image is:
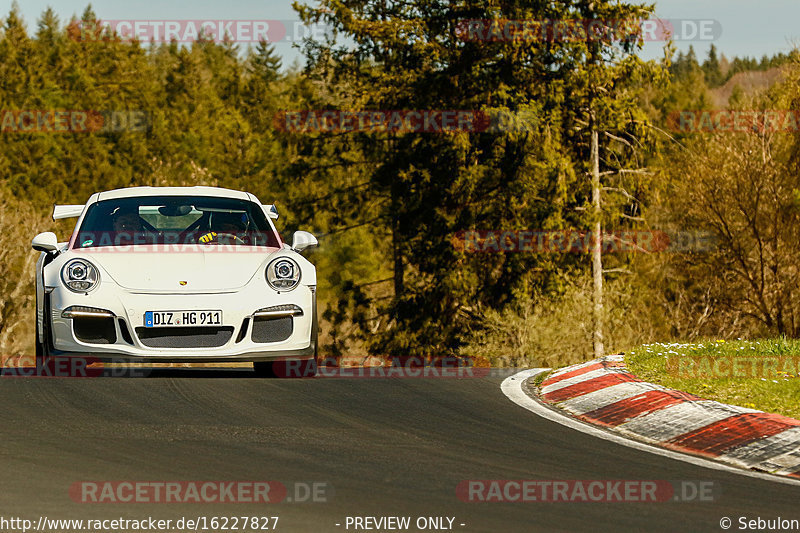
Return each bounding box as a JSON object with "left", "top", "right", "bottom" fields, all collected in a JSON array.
[
  {"left": 530, "top": 369, "right": 551, "bottom": 389},
  {"left": 626, "top": 338, "right": 800, "bottom": 419}
]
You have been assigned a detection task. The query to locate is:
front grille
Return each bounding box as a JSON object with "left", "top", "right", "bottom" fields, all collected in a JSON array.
[
  {"left": 135, "top": 326, "right": 234, "bottom": 348},
  {"left": 251, "top": 316, "right": 293, "bottom": 343},
  {"left": 74, "top": 316, "right": 117, "bottom": 344}
]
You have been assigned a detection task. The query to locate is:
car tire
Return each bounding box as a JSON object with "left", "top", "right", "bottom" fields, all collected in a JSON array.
[
  {"left": 253, "top": 357, "right": 317, "bottom": 378},
  {"left": 35, "top": 315, "right": 44, "bottom": 360},
  {"left": 306, "top": 354, "right": 318, "bottom": 378},
  {"left": 35, "top": 305, "right": 51, "bottom": 374},
  {"left": 35, "top": 294, "right": 61, "bottom": 375},
  {"left": 252, "top": 361, "right": 279, "bottom": 378}
]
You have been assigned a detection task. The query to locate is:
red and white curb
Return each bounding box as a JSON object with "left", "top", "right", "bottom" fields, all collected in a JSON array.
[
  {"left": 502, "top": 369, "right": 800, "bottom": 486},
  {"left": 536, "top": 355, "right": 800, "bottom": 478}
]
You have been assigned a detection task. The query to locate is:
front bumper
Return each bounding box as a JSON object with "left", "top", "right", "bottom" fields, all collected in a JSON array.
[
  {"left": 47, "top": 346, "right": 316, "bottom": 363},
  {"left": 46, "top": 283, "right": 317, "bottom": 362}
]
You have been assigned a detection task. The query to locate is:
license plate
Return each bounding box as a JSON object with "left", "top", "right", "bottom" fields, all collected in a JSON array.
[{"left": 144, "top": 310, "right": 223, "bottom": 328}]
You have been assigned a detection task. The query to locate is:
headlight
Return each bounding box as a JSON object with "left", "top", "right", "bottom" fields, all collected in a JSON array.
[
  {"left": 266, "top": 257, "right": 301, "bottom": 291},
  {"left": 61, "top": 259, "right": 100, "bottom": 292}
]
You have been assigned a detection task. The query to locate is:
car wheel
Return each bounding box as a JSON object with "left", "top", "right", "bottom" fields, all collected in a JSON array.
[
  {"left": 253, "top": 361, "right": 278, "bottom": 378},
  {"left": 35, "top": 294, "right": 62, "bottom": 375},
  {"left": 35, "top": 313, "right": 44, "bottom": 360},
  {"left": 35, "top": 308, "right": 52, "bottom": 374},
  {"left": 253, "top": 358, "right": 317, "bottom": 378},
  {"left": 305, "top": 355, "right": 318, "bottom": 378}
]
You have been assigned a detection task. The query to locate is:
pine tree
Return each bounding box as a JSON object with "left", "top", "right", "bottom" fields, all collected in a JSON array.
[
  {"left": 702, "top": 44, "right": 723, "bottom": 87},
  {"left": 249, "top": 40, "right": 281, "bottom": 83},
  {"left": 295, "top": 0, "right": 661, "bottom": 357}
]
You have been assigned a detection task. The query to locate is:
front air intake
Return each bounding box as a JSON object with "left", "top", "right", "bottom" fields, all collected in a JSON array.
[
  {"left": 251, "top": 316, "right": 293, "bottom": 343},
  {"left": 73, "top": 316, "right": 117, "bottom": 344}
]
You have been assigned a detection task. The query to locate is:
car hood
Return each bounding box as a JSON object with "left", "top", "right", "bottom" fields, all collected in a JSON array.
[{"left": 74, "top": 246, "right": 279, "bottom": 292}]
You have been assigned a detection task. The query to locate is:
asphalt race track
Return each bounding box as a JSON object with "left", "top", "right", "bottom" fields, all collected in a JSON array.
[{"left": 2, "top": 369, "right": 799, "bottom": 532}]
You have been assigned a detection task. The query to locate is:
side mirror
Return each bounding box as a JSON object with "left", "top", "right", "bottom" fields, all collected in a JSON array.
[
  {"left": 291, "top": 231, "right": 318, "bottom": 252},
  {"left": 263, "top": 204, "right": 279, "bottom": 220},
  {"left": 32, "top": 232, "right": 59, "bottom": 253}
]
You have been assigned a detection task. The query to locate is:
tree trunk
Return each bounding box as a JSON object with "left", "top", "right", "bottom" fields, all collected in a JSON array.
[
  {"left": 591, "top": 127, "right": 604, "bottom": 358},
  {"left": 391, "top": 179, "right": 404, "bottom": 301}
]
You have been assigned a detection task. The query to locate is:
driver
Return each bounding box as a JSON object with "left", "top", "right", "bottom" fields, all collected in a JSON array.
[
  {"left": 111, "top": 206, "right": 144, "bottom": 242},
  {"left": 199, "top": 212, "right": 248, "bottom": 244}
]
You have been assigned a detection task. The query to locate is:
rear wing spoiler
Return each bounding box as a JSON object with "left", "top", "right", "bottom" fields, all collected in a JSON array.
[
  {"left": 262, "top": 204, "right": 279, "bottom": 220},
  {"left": 52, "top": 204, "right": 84, "bottom": 220}
]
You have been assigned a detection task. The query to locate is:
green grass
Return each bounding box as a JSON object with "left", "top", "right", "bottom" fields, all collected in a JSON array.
[
  {"left": 626, "top": 338, "right": 800, "bottom": 419},
  {"left": 530, "top": 369, "right": 550, "bottom": 389}
]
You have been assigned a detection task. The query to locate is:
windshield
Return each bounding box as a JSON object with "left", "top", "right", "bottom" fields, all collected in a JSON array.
[{"left": 74, "top": 196, "right": 281, "bottom": 248}]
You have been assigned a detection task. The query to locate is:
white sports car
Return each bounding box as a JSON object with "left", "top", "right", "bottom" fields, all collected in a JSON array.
[{"left": 32, "top": 186, "right": 319, "bottom": 377}]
